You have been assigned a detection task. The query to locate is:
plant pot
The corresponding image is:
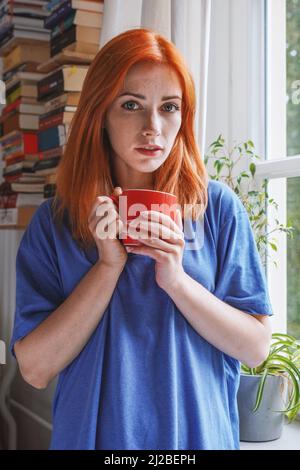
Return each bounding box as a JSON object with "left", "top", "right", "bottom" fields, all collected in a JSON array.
[{"left": 237, "top": 373, "right": 287, "bottom": 442}]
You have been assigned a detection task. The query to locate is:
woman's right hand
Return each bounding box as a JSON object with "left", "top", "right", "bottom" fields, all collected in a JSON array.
[{"left": 88, "top": 186, "right": 128, "bottom": 269}]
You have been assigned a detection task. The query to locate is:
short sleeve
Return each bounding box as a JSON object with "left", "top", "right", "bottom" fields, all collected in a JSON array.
[
  {"left": 10, "top": 201, "right": 64, "bottom": 358},
  {"left": 213, "top": 208, "right": 273, "bottom": 316}
]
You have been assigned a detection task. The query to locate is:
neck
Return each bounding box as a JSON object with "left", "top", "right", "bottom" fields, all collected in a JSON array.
[{"left": 112, "top": 171, "right": 155, "bottom": 191}]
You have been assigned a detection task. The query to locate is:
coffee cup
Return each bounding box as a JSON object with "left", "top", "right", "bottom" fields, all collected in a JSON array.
[{"left": 110, "top": 189, "right": 178, "bottom": 246}]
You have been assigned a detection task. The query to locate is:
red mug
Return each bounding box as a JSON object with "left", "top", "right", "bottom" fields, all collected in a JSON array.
[{"left": 109, "top": 189, "right": 178, "bottom": 246}]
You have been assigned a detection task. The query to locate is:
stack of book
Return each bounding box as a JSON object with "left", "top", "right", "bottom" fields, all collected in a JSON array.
[
  {"left": 0, "top": 70, "right": 46, "bottom": 137},
  {"left": 0, "top": 0, "right": 51, "bottom": 222},
  {"left": 0, "top": 0, "right": 103, "bottom": 226},
  {"left": 45, "top": 0, "right": 103, "bottom": 57},
  {"left": 36, "top": 63, "right": 88, "bottom": 199},
  {"left": 0, "top": 0, "right": 50, "bottom": 49}
]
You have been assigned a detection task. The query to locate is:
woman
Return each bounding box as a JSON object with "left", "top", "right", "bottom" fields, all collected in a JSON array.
[{"left": 10, "top": 28, "right": 273, "bottom": 450}]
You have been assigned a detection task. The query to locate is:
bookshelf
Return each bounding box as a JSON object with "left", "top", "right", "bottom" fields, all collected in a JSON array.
[{"left": 0, "top": 0, "right": 104, "bottom": 229}]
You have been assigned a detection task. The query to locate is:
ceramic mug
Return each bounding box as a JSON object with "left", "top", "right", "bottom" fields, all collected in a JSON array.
[{"left": 110, "top": 189, "right": 178, "bottom": 246}]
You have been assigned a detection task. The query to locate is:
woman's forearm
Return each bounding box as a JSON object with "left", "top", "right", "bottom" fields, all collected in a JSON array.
[
  {"left": 14, "top": 261, "right": 125, "bottom": 389},
  {"left": 164, "top": 272, "right": 271, "bottom": 367}
]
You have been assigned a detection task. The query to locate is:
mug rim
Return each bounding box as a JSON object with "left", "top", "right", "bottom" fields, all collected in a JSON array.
[{"left": 121, "top": 189, "right": 176, "bottom": 197}]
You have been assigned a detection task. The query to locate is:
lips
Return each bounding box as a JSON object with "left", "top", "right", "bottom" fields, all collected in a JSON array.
[
  {"left": 135, "top": 148, "right": 163, "bottom": 156},
  {"left": 136, "top": 146, "right": 163, "bottom": 150}
]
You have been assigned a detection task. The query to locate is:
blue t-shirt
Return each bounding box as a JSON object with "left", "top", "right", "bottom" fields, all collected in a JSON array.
[{"left": 10, "top": 180, "right": 273, "bottom": 450}]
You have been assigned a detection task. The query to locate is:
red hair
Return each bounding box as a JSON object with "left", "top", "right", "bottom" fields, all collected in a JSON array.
[{"left": 52, "top": 28, "right": 208, "bottom": 248}]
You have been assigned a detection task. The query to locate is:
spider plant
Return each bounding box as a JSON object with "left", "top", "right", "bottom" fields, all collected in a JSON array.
[{"left": 241, "top": 332, "right": 300, "bottom": 422}]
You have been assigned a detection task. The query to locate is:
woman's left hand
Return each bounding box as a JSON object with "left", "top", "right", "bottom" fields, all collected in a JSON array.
[{"left": 126, "top": 209, "right": 185, "bottom": 291}]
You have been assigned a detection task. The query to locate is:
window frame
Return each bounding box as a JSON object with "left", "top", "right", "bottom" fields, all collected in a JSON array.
[{"left": 254, "top": 0, "right": 300, "bottom": 333}]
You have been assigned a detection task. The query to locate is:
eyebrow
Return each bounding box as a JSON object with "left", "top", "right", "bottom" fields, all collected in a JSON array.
[{"left": 118, "top": 92, "right": 182, "bottom": 101}]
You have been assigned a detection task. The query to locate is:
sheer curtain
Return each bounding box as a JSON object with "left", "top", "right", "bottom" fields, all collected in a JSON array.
[
  {"left": 100, "top": 0, "right": 212, "bottom": 156},
  {"left": 0, "top": 230, "right": 23, "bottom": 449}
]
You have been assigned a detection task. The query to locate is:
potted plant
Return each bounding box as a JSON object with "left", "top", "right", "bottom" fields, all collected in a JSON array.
[
  {"left": 204, "top": 134, "right": 294, "bottom": 267},
  {"left": 204, "top": 135, "right": 299, "bottom": 442},
  {"left": 238, "top": 333, "right": 300, "bottom": 441}
]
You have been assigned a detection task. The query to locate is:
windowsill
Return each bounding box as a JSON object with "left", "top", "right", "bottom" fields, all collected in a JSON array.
[{"left": 240, "top": 419, "right": 300, "bottom": 450}]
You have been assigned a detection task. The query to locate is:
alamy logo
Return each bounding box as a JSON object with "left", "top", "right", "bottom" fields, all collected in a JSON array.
[
  {"left": 96, "top": 198, "right": 205, "bottom": 251},
  {"left": 0, "top": 340, "right": 6, "bottom": 365},
  {"left": 0, "top": 80, "right": 6, "bottom": 105}
]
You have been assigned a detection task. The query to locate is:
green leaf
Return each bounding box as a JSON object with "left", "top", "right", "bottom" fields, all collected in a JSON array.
[
  {"left": 252, "top": 369, "right": 268, "bottom": 412},
  {"left": 249, "top": 163, "right": 256, "bottom": 176}
]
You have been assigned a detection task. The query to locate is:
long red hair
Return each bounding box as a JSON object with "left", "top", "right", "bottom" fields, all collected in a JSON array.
[{"left": 52, "top": 28, "right": 208, "bottom": 248}]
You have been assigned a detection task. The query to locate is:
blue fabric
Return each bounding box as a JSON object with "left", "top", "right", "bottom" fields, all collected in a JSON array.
[{"left": 10, "top": 180, "right": 273, "bottom": 450}]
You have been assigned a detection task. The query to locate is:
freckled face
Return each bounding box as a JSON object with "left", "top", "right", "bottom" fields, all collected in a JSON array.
[{"left": 104, "top": 62, "right": 183, "bottom": 175}]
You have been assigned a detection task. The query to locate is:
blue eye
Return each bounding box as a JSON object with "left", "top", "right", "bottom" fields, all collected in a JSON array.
[
  {"left": 122, "top": 101, "right": 139, "bottom": 111},
  {"left": 121, "top": 101, "right": 180, "bottom": 113},
  {"left": 163, "top": 103, "right": 180, "bottom": 112}
]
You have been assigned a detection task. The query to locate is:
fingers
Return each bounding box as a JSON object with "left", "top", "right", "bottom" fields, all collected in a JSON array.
[
  {"left": 113, "top": 186, "right": 123, "bottom": 196},
  {"left": 95, "top": 201, "right": 116, "bottom": 219},
  {"left": 89, "top": 186, "right": 122, "bottom": 222},
  {"left": 95, "top": 211, "right": 122, "bottom": 239},
  {"left": 131, "top": 210, "right": 184, "bottom": 238},
  {"left": 88, "top": 196, "right": 116, "bottom": 226},
  {"left": 128, "top": 219, "right": 184, "bottom": 244}
]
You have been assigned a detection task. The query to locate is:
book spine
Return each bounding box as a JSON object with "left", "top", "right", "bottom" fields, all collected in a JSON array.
[
  {"left": 23, "top": 133, "right": 39, "bottom": 153},
  {"left": 2, "top": 98, "right": 21, "bottom": 115},
  {"left": 3, "top": 45, "right": 21, "bottom": 72},
  {"left": 37, "top": 68, "right": 63, "bottom": 101},
  {"left": 6, "top": 86, "right": 21, "bottom": 105},
  {"left": 0, "top": 130, "right": 22, "bottom": 146},
  {"left": 3, "top": 161, "right": 25, "bottom": 174},
  {"left": 44, "top": 0, "right": 73, "bottom": 29},
  {"left": 33, "top": 155, "right": 60, "bottom": 171},
  {"left": 4, "top": 155, "right": 25, "bottom": 166},
  {"left": 38, "top": 125, "right": 66, "bottom": 151},
  {"left": 0, "top": 23, "right": 12, "bottom": 46},
  {"left": 4, "top": 62, "right": 43, "bottom": 83},
  {"left": 40, "top": 105, "right": 67, "bottom": 120},
  {"left": 46, "top": 0, "right": 64, "bottom": 14},
  {"left": 51, "top": 10, "right": 75, "bottom": 39},
  {"left": 44, "top": 92, "right": 79, "bottom": 111},
  {"left": 2, "top": 132, "right": 38, "bottom": 155},
  {"left": 6, "top": 79, "right": 20, "bottom": 98},
  {"left": 2, "top": 112, "right": 20, "bottom": 135},
  {"left": 4, "top": 173, "right": 23, "bottom": 183},
  {"left": 39, "top": 112, "right": 65, "bottom": 131},
  {"left": 42, "top": 146, "right": 64, "bottom": 160},
  {"left": 50, "top": 23, "right": 76, "bottom": 57}
]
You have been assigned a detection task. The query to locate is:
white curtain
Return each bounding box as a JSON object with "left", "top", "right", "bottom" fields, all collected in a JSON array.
[
  {"left": 100, "top": 0, "right": 212, "bottom": 157},
  {"left": 0, "top": 229, "right": 24, "bottom": 449}
]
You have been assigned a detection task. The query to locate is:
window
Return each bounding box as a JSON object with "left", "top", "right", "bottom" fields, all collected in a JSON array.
[
  {"left": 286, "top": 1, "right": 300, "bottom": 339},
  {"left": 287, "top": 177, "right": 300, "bottom": 338},
  {"left": 206, "top": 0, "right": 300, "bottom": 336},
  {"left": 253, "top": 0, "right": 300, "bottom": 336},
  {"left": 287, "top": 0, "right": 300, "bottom": 157}
]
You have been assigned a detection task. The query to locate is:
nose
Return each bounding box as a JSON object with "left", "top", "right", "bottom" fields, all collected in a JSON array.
[{"left": 141, "top": 110, "right": 161, "bottom": 136}]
